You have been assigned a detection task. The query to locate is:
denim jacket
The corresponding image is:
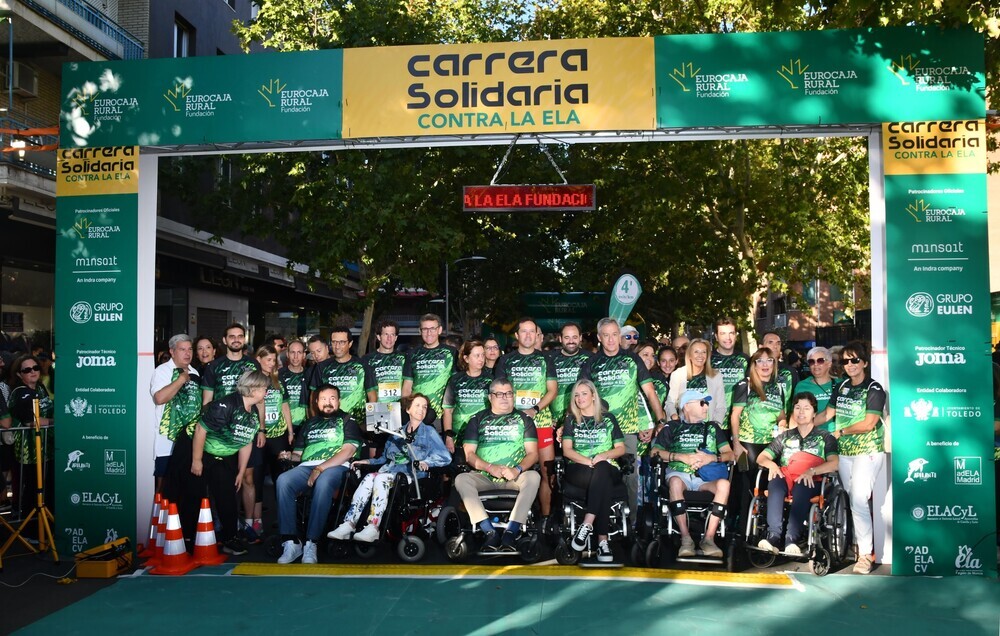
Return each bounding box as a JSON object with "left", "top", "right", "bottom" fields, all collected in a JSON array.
[{"left": 369, "top": 422, "right": 451, "bottom": 478}]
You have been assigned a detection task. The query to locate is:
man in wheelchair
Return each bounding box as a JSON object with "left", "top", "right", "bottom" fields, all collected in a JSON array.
[
  {"left": 650, "top": 389, "right": 734, "bottom": 558},
  {"left": 754, "top": 392, "right": 839, "bottom": 555},
  {"left": 454, "top": 378, "right": 541, "bottom": 552}
]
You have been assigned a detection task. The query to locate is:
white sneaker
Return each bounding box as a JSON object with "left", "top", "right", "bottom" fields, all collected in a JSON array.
[
  {"left": 700, "top": 537, "right": 723, "bottom": 557},
  {"left": 784, "top": 542, "right": 802, "bottom": 557},
  {"left": 328, "top": 521, "right": 355, "bottom": 540},
  {"left": 353, "top": 524, "right": 380, "bottom": 543},
  {"left": 678, "top": 535, "right": 696, "bottom": 557},
  {"left": 277, "top": 540, "right": 302, "bottom": 564},
  {"left": 302, "top": 540, "right": 318, "bottom": 564}
]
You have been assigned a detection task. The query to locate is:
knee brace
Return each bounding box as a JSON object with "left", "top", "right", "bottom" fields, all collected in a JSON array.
[
  {"left": 711, "top": 503, "right": 727, "bottom": 519},
  {"left": 669, "top": 500, "right": 687, "bottom": 517}
]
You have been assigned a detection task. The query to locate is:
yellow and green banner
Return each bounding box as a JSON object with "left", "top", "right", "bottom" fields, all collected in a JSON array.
[
  {"left": 884, "top": 120, "right": 996, "bottom": 576},
  {"left": 54, "top": 147, "right": 139, "bottom": 554}
]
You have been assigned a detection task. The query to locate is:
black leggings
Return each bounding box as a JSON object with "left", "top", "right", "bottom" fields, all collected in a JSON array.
[
  {"left": 736, "top": 442, "right": 770, "bottom": 524},
  {"left": 565, "top": 462, "right": 622, "bottom": 535},
  {"left": 254, "top": 436, "right": 291, "bottom": 504},
  {"left": 163, "top": 429, "right": 208, "bottom": 543},
  {"left": 203, "top": 452, "right": 240, "bottom": 541}
]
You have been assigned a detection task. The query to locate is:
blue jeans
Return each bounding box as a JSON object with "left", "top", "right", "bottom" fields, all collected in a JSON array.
[
  {"left": 766, "top": 477, "right": 819, "bottom": 543},
  {"left": 276, "top": 464, "right": 349, "bottom": 542}
]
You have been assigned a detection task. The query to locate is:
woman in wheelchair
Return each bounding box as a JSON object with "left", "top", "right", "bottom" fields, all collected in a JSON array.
[
  {"left": 329, "top": 393, "right": 451, "bottom": 543},
  {"left": 561, "top": 379, "right": 626, "bottom": 563},
  {"left": 755, "top": 392, "right": 839, "bottom": 555},
  {"left": 650, "top": 389, "right": 734, "bottom": 558}
]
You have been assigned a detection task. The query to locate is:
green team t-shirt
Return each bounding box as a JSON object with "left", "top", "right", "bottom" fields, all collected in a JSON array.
[
  {"left": 579, "top": 350, "right": 653, "bottom": 435},
  {"left": 495, "top": 350, "right": 556, "bottom": 427},
  {"left": 463, "top": 410, "right": 537, "bottom": 483},
  {"left": 732, "top": 377, "right": 786, "bottom": 444},
  {"left": 262, "top": 383, "right": 290, "bottom": 438},
  {"left": 199, "top": 392, "right": 260, "bottom": 457},
  {"left": 403, "top": 345, "right": 457, "bottom": 416},
  {"left": 652, "top": 419, "right": 730, "bottom": 475},
  {"left": 711, "top": 350, "right": 749, "bottom": 417},
  {"left": 294, "top": 412, "right": 363, "bottom": 464},
  {"left": 442, "top": 371, "right": 491, "bottom": 441},
  {"left": 832, "top": 377, "right": 886, "bottom": 456},
  {"left": 362, "top": 351, "right": 406, "bottom": 403},
  {"left": 8, "top": 384, "right": 54, "bottom": 464},
  {"left": 562, "top": 412, "right": 624, "bottom": 466},
  {"left": 649, "top": 371, "right": 669, "bottom": 412},
  {"left": 796, "top": 376, "right": 834, "bottom": 429},
  {"left": 549, "top": 349, "right": 593, "bottom": 425},
  {"left": 160, "top": 368, "right": 202, "bottom": 440},
  {"left": 309, "top": 356, "right": 372, "bottom": 422},
  {"left": 200, "top": 355, "right": 259, "bottom": 398},
  {"left": 777, "top": 363, "right": 798, "bottom": 412},
  {"left": 278, "top": 367, "right": 308, "bottom": 428},
  {"left": 762, "top": 427, "right": 838, "bottom": 466}
]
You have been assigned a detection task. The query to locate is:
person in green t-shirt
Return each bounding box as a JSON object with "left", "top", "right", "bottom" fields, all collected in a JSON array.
[
  {"left": 363, "top": 320, "right": 407, "bottom": 404},
  {"left": 796, "top": 346, "right": 835, "bottom": 428},
  {"left": 815, "top": 341, "right": 887, "bottom": 575},
  {"left": 710, "top": 318, "right": 749, "bottom": 424},
  {"left": 248, "top": 344, "right": 293, "bottom": 540},
  {"left": 279, "top": 340, "right": 309, "bottom": 434},
  {"left": 548, "top": 322, "right": 593, "bottom": 427},
  {"left": 402, "top": 314, "right": 457, "bottom": 425},
  {"left": 200, "top": 322, "right": 259, "bottom": 404},
  {"left": 455, "top": 378, "right": 540, "bottom": 552},
  {"left": 191, "top": 369, "right": 269, "bottom": 556},
  {"left": 562, "top": 379, "right": 625, "bottom": 563},
  {"left": 651, "top": 389, "right": 734, "bottom": 558},
  {"left": 442, "top": 340, "right": 491, "bottom": 461}
]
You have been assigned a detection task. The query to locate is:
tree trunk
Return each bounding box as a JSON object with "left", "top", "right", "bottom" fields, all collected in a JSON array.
[{"left": 358, "top": 301, "right": 375, "bottom": 357}]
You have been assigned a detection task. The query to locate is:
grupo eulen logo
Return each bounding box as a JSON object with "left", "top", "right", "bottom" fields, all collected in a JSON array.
[
  {"left": 70, "top": 301, "right": 93, "bottom": 324},
  {"left": 905, "top": 292, "right": 934, "bottom": 317}
]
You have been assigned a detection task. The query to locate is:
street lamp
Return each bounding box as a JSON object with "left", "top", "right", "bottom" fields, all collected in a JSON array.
[{"left": 445, "top": 256, "right": 486, "bottom": 335}]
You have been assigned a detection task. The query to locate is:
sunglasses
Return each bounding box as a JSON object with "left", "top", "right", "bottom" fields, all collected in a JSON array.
[
  {"left": 490, "top": 391, "right": 514, "bottom": 398},
  {"left": 699, "top": 400, "right": 709, "bottom": 407},
  {"left": 19, "top": 365, "right": 41, "bottom": 373},
  {"left": 842, "top": 357, "right": 862, "bottom": 365},
  {"left": 808, "top": 357, "right": 827, "bottom": 365},
  {"left": 622, "top": 334, "right": 638, "bottom": 340}
]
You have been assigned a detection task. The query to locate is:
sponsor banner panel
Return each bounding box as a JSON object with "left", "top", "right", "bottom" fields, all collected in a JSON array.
[
  {"left": 655, "top": 27, "right": 984, "bottom": 128},
  {"left": 884, "top": 123, "right": 995, "bottom": 576},
  {"left": 60, "top": 50, "right": 343, "bottom": 148},
  {"left": 343, "top": 38, "right": 655, "bottom": 138},
  {"left": 54, "top": 149, "right": 138, "bottom": 554}
]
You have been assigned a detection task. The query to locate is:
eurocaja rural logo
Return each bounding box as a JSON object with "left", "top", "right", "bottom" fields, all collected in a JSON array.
[
  {"left": 887, "top": 54, "right": 974, "bottom": 92},
  {"left": 775, "top": 58, "right": 857, "bottom": 96},
  {"left": 258, "top": 78, "right": 330, "bottom": 114},
  {"left": 405, "top": 47, "right": 589, "bottom": 130},
  {"left": 164, "top": 78, "right": 232, "bottom": 118},
  {"left": 905, "top": 199, "right": 967, "bottom": 224},
  {"left": 669, "top": 61, "right": 748, "bottom": 98}
]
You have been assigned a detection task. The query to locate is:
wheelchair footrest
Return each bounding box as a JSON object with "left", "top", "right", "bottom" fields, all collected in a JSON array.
[
  {"left": 677, "top": 555, "right": 724, "bottom": 565},
  {"left": 578, "top": 561, "right": 624, "bottom": 568}
]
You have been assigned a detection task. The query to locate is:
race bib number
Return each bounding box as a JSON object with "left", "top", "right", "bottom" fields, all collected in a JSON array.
[
  {"left": 378, "top": 382, "right": 401, "bottom": 400},
  {"left": 516, "top": 390, "right": 541, "bottom": 409}
]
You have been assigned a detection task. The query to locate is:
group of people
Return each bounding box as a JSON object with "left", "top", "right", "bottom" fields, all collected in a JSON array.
[{"left": 149, "top": 313, "right": 898, "bottom": 573}]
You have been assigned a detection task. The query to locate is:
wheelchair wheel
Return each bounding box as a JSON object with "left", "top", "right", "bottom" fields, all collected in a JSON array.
[
  {"left": 518, "top": 535, "right": 542, "bottom": 563},
  {"left": 645, "top": 539, "right": 663, "bottom": 568},
  {"left": 436, "top": 506, "right": 462, "bottom": 545},
  {"left": 826, "top": 489, "right": 851, "bottom": 563},
  {"left": 810, "top": 546, "right": 832, "bottom": 576},
  {"left": 397, "top": 536, "right": 426, "bottom": 563},
  {"left": 264, "top": 535, "right": 282, "bottom": 558},
  {"left": 555, "top": 540, "right": 580, "bottom": 566},
  {"left": 354, "top": 543, "right": 377, "bottom": 559},
  {"left": 630, "top": 540, "right": 646, "bottom": 567},
  {"left": 326, "top": 541, "right": 350, "bottom": 559},
  {"left": 444, "top": 535, "right": 470, "bottom": 562},
  {"left": 747, "top": 548, "right": 776, "bottom": 569}
]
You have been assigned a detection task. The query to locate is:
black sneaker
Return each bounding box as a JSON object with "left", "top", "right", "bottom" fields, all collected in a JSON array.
[
  {"left": 499, "top": 531, "right": 519, "bottom": 552},
  {"left": 222, "top": 538, "right": 249, "bottom": 556},
  {"left": 239, "top": 523, "right": 262, "bottom": 545},
  {"left": 481, "top": 530, "right": 501, "bottom": 552},
  {"left": 596, "top": 539, "right": 614, "bottom": 563},
  {"left": 571, "top": 523, "right": 592, "bottom": 552}
]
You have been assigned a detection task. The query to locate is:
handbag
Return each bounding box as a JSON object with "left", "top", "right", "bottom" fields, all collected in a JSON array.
[{"left": 694, "top": 422, "right": 728, "bottom": 481}]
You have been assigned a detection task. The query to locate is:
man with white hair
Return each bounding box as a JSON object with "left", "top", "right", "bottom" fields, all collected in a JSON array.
[{"left": 150, "top": 334, "right": 201, "bottom": 492}]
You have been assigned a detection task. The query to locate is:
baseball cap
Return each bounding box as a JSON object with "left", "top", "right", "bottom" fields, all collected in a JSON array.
[
  {"left": 679, "top": 389, "right": 711, "bottom": 410},
  {"left": 621, "top": 325, "right": 638, "bottom": 336}
]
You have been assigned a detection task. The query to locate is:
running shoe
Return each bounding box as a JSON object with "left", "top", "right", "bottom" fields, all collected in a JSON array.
[
  {"left": 700, "top": 537, "right": 723, "bottom": 557},
  {"left": 678, "top": 535, "right": 696, "bottom": 557},
  {"left": 758, "top": 535, "right": 782, "bottom": 554},
  {"left": 853, "top": 554, "right": 873, "bottom": 574},
  {"left": 784, "top": 542, "right": 803, "bottom": 556},
  {"left": 328, "top": 521, "right": 355, "bottom": 541},
  {"left": 277, "top": 540, "right": 302, "bottom": 564},
  {"left": 353, "top": 524, "right": 380, "bottom": 543},
  {"left": 571, "top": 523, "right": 593, "bottom": 552},
  {"left": 239, "top": 522, "right": 262, "bottom": 545},
  {"left": 596, "top": 540, "right": 614, "bottom": 563},
  {"left": 302, "top": 540, "right": 318, "bottom": 564},
  {"left": 222, "top": 538, "right": 249, "bottom": 556},
  {"left": 481, "top": 530, "right": 502, "bottom": 552}
]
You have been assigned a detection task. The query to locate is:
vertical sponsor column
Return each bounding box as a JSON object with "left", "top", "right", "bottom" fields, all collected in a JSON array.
[
  {"left": 884, "top": 121, "right": 996, "bottom": 577},
  {"left": 54, "top": 147, "right": 139, "bottom": 555}
]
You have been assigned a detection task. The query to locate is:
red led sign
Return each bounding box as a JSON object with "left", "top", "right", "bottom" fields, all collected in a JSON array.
[{"left": 463, "top": 184, "right": 597, "bottom": 212}]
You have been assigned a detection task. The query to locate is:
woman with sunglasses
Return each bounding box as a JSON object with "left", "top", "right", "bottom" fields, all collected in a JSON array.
[
  {"left": 6, "top": 354, "right": 55, "bottom": 519},
  {"left": 730, "top": 347, "right": 787, "bottom": 468},
  {"left": 815, "top": 340, "right": 886, "bottom": 575},
  {"left": 797, "top": 346, "right": 835, "bottom": 431},
  {"left": 664, "top": 339, "right": 726, "bottom": 425}
]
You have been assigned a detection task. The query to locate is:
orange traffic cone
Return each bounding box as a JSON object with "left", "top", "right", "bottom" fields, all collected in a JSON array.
[
  {"left": 144, "top": 498, "right": 169, "bottom": 567},
  {"left": 138, "top": 494, "right": 162, "bottom": 558},
  {"left": 192, "top": 498, "right": 227, "bottom": 566},
  {"left": 150, "top": 503, "right": 198, "bottom": 575}
]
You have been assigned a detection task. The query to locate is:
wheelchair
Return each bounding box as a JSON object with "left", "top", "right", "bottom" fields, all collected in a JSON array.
[
  {"left": 551, "top": 455, "right": 632, "bottom": 566},
  {"left": 743, "top": 468, "right": 851, "bottom": 575},
  {"left": 264, "top": 459, "right": 343, "bottom": 559},
  {"left": 435, "top": 466, "right": 543, "bottom": 563},
  {"left": 329, "top": 463, "right": 451, "bottom": 562},
  {"left": 640, "top": 456, "right": 741, "bottom": 571}
]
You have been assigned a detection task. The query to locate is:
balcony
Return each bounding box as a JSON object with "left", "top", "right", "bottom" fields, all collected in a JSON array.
[{"left": 10, "top": 0, "right": 144, "bottom": 61}]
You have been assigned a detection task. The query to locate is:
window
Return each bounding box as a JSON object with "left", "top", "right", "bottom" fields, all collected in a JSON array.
[
  {"left": 174, "top": 17, "right": 193, "bottom": 58},
  {"left": 251, "top": 2, "right": 260, "bottom": 19},
  {"left": 226, "top": 0, "right": 237, "bottom": 9}
]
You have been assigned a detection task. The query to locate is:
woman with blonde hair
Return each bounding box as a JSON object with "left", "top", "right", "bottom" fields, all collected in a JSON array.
[{"left": 665, "top": 338, "right": 726, "bottom": 423}]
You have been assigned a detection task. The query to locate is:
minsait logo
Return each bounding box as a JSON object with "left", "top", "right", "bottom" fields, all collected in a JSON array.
[
  {"left": 70, "top": 301, "right": 93, "bottom": 324},
  {"left": 66, "top": 397, "right": 92, "bottom": 418},
  {"left": 953, "top": 456, "right": 982, "bottom": 485},
  {"left": 954, "top": 545, "right": 983, "bottom": 575},
  {"left": 903, "top": 398, "right": 937, "bottom": 421},
  {"left": 64, "top": 450, "right": 90, "bottom": 472},
  {"left": 903, "top": 458, "right": 935, "bottom": 483}
]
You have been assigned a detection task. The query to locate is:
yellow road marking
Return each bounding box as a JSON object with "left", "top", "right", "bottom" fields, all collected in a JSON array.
[{"left": 231, "top": 562, "right": 795, "bottom": 589}]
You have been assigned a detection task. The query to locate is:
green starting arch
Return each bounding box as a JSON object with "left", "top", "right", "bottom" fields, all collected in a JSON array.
[{"left": 55, "top": 26, "right": 993, "bottom": 576}]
